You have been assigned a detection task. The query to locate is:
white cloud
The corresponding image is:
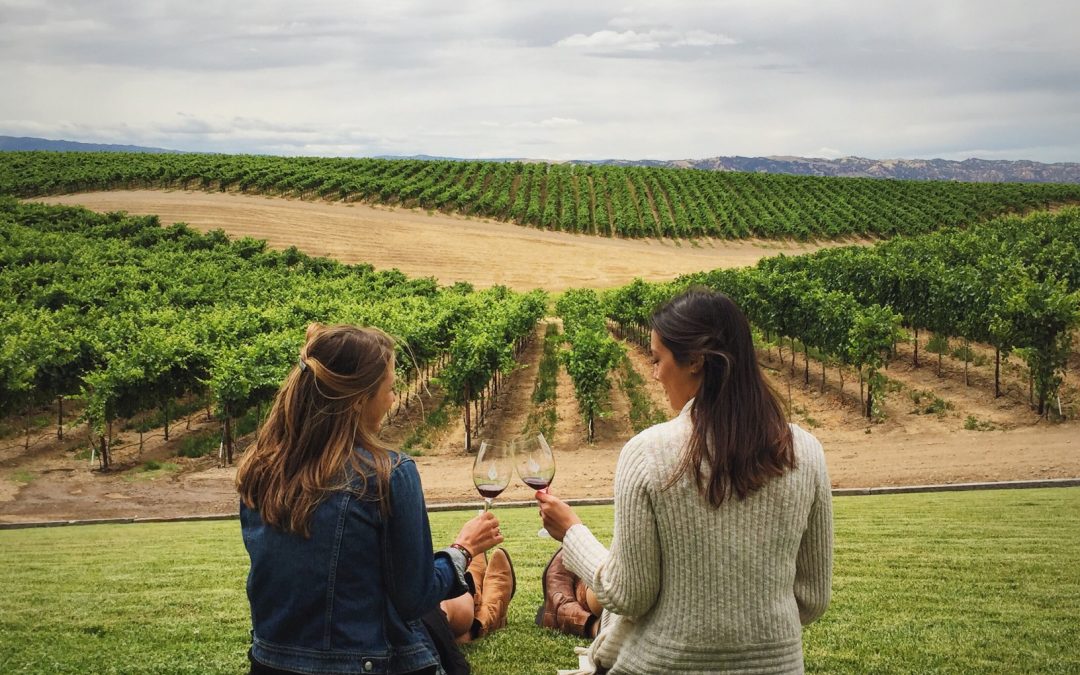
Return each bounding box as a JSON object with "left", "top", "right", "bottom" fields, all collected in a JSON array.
[
  {"left": 814, "top": 147, "right": 846, "bottom": 159},
  {"left": 556, "top": 30, "right": 662, "bottom": 51},
  {"left": 480, "top": 118, "right": 584, "bottom": 130},
  {"left": 554, "top": 28, "right": 736, "bottom": 52},
  {"left": 672, "top": 30, "right": 739, "bottom": 48},
  {"left": 0, "top": 1, "right": 1078, "bottom": 162},
  {"left": 536, "top": 117, "right": 583, "bottom": 129}
]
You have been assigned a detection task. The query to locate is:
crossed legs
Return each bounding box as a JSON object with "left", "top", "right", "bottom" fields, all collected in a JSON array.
[
  {"left": 440, "top": 547, "right": 516, "bottom": 644},
  {"left": 537, "top": 548, "right": 603, "bottom": 638}
]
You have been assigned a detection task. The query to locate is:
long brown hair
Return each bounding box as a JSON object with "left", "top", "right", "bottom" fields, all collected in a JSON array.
[
  {"left": 653, "top": 287, "right": 794, "bottom": 506},
  {"left": 236, "top": 323, "right": 396, "bottom": 536}
]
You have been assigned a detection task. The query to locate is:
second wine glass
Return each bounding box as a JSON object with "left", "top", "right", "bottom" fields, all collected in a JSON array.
[
  {"left": 514, "top": 433, "right": 556, "bottom": 537},
  {"left": 472, "top": 440, "right": 512, "bottom": 512}
]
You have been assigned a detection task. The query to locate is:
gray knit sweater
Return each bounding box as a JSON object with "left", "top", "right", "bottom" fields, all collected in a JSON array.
[{"left": 561, "top": 400, "right": 833, "bottom": 674}]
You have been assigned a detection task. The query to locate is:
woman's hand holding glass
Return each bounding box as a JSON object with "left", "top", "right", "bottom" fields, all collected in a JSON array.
[
  {"left": 535, "top": 491, "right": 581, "bottom": 542},
  {"left": 454, "top": 510, "right": 503, "bottom": 558},
  {"left": 516, "top": 433, "right": 557, "bottom": 537}
]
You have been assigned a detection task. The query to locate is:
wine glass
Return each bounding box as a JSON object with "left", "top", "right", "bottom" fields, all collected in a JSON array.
[
  {"left": 472, "top": 440, "right": 513, "bottom": 512},
  {"left": 514, "top": 433, "right": 556, "bottom": 537}
]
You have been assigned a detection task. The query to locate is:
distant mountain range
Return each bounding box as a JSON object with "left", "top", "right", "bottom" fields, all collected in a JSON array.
[
  {"left": 4, "top": 135, "right": 1078, "bottom": 183},
  {"left": 0, "top": 135, "right": 181, "bottom": 154},
  {"left": 567, "top": 155, "right": 1080, "bottom": 184}
]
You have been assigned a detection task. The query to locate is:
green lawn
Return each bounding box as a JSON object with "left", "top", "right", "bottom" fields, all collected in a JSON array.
[{"left": 1, "top": 488, "right": 1078, "bottom": 674}]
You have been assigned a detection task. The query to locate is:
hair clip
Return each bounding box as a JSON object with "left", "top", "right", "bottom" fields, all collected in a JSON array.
[{"left": 298, "top": 357, "right": 308, "bottom": 372}]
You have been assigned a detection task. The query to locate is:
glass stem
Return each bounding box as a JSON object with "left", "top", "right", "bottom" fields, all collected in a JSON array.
[{"left": 483, "top": 498, "right": 492, "bottom": 512}]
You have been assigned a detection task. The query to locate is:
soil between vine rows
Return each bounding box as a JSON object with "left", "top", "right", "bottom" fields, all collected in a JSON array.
[
  {"left": 1, "top": 192, "right": 1077, "bottom": 523},
  {"left": 34, "top": 190, "right": 851, "bottom": 291}
]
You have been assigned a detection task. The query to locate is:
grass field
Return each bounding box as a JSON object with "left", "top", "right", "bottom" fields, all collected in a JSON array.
[{"left": 1, "top": 488, "right": 1078, "bottom": 674}]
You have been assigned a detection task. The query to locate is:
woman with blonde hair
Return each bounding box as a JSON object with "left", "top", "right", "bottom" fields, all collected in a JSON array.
[
  {"left": 237, "top": 323, "right": 515, "bottom": 675},
  {"left": 537, "top": 288, "right": 833, "bottom": 674}
]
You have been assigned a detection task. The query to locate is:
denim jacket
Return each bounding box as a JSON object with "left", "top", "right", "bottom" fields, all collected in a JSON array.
[{"left": 241, "top": 449, "right": 469, "bottom": 674}]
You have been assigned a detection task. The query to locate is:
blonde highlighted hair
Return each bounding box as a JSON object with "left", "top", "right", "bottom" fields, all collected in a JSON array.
[{"left": 236, "top": 323, "right": 396, "bottom": 537}]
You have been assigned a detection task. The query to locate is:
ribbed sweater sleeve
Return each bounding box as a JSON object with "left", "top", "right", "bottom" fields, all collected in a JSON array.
[
  {"left": 793, "top": 437, "right": 833, "bottom": 625},
  {"left": 562, "top": 434, "right": 661, "bottom": 619}
]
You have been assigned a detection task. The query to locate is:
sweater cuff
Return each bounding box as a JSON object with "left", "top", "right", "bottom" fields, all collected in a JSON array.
[{"left": 561, "top": 524, "right": 610, "bottom": 584}]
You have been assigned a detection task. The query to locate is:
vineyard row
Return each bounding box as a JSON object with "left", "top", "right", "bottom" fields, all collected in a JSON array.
[
  {"left": 0, "top": 199, "right": 544, "bottom": 468},
  {"left": 4, "top": 151, "right": 1080, "bottom": 240},
  {"left": 602, "top": 207, "right": 1080, "bottom": 418}
]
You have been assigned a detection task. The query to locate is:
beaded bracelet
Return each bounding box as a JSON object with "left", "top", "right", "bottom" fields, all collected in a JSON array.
[{"left": 449, "top": 543, "right": 473, "bottom": 566}]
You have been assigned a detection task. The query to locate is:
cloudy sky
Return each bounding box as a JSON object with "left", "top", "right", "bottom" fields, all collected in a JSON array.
[{"left": 2, "top": 0, "right": 1078, "bottom": 162}]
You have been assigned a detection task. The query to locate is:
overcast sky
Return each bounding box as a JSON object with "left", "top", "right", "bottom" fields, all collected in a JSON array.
[{"left": 2, "top": 0, "right": 1078, "bottom": 162}]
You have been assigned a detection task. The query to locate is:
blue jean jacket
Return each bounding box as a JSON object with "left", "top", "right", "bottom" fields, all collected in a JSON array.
[{"left": 241, "top": 449, "right": 469, "bottom": 674}]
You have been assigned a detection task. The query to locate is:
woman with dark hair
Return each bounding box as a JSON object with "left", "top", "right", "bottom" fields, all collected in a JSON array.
[
  {"left": 237, "top": 323, "right": 515, "bottom": 675},
  {"left": 537, "top": 288, "right": 833, "bottom": 674}
]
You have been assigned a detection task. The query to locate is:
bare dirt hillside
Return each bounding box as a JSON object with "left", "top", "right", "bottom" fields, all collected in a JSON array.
[{"left": 37, "top": 190, "right": 853, "bottom": 291}]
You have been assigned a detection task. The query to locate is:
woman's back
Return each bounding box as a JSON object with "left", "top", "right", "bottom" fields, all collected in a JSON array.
[
  {"left": 643, "top": 415, "right": 829, "bottom": 650},
  {"left": 237, "top": 324, "right": 505, "bottom": 675},
  {"left": 242, "top": 480, "right": 386, "bottom": 657},
  {"left": 542, "top": 288, "right": 833, "bottom": 674},
  {"left": 242, "top": 451, "right": 463, "bottom": 674},
  {"left": 561, "top": 409, "right": 832, "bottom": 674}
]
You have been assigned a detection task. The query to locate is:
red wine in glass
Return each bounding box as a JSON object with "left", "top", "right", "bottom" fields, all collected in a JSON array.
[
  {"left": 472, "top": 440, "right": 512, "bottom": 512},
  {"left": 521, "top": 477, "right": 550, "bottom": 491},
  {"left": 514, "top": 433, "right": 556, "bottom": 537},
  {"left": 475, "top": 483, "right": 506, "bottom": 500}
]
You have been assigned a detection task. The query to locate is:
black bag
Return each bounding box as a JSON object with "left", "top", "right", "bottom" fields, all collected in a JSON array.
[{"left": 420, "top": 607, "right": 470, "bottom": 675}]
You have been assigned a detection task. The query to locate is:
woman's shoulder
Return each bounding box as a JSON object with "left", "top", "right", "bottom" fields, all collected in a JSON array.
[
  {"left": 788, "top": 423, "right": 822, "bottom": 449},
  {"left": 354, "top": 444, "right": 410, "bottom": 460},
  {"left": 629, "top": 413, "right": 689, "bottom": 450},
  {"left": 788, "top": 423, "right": 827, "bottom": 470},
  {"left": 350, "top": 446, "right": 415, "bottom": 479},
  {"left": 383, "top": 450, "right": 418, "bottom": 478},
  {"left": 616, "top": 414, "right": 690, "bottom": 480}
]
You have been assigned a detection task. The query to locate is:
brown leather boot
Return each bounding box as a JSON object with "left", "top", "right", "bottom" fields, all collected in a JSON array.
[
  {"left": 536, "top": 548, "right": 597, "bottom": 637},
  {"left": 467, "top": 550, "right": 488, "bottom": 619},
  {"left": 474, "top": 547, "right": 515, "bottom": 637}
]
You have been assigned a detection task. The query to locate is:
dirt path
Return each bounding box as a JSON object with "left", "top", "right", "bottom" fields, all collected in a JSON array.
[
  {"left": 3, "top": 410, "right": 1075, "bottom": 525},
  {"left": 5, "top": 327, "right": 1077, "bottom": 524},
  {"left": 593, "top": 369, "right": 636, "bottom": 445},
  {"left": 35, "top": 190, "right": 853, "bottom": 291},
  {"left": 621, "top": 337, "right": 672, "bottom": 413},
  {"left": 467, "top": 325, "right": 546, "bottom": 445},
  {"left": 889, "top": 335, "right": 1077, "bottom": 423},
  {"left": 552, "top": 324, "right": 583, "bottom": 451},
  {"left": 4, "top": 323, "right": 1078, "bottom": 524}
]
